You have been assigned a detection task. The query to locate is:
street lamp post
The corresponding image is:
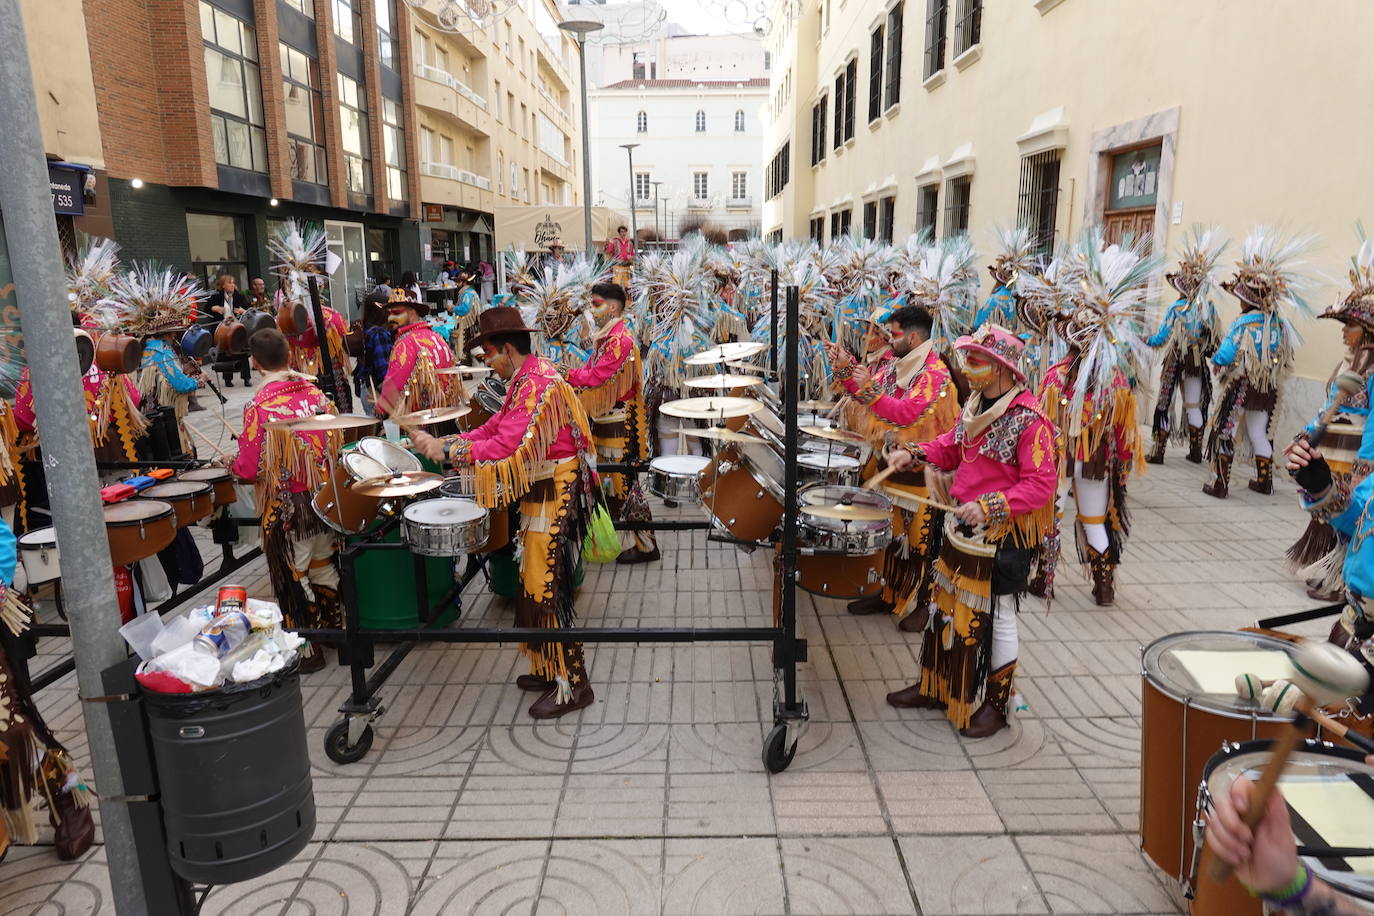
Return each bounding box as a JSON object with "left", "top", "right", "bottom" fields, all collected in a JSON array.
[
  {"left": 619, "top": 142, "right": 639, "bottom": 257},
  {"left": 557, "top": 19, "right": 604, "bottom": 259},
  {"left": 650, "top": 179, "right": 663, "bottom": 240}
]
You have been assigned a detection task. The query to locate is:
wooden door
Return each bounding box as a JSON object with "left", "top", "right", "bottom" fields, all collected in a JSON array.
[{"left": 1104, "top": 208, "right": 1155, "bottom": 247}]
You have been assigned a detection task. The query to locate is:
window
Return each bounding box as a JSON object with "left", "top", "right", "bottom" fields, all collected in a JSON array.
[
  {"left": 833, "top": 70, "right": 844, "bottom": 149},
  {"left": 383, "top": 98, "right": 408, "bottom": 204},
  {"left": 279, "top": 43, "right": 327, "bottom": 185},
  {"left": 632, "top": 51, "right": 647, "bottom": 79},
  {"left": 924, "top": 0, "right": 948, "bottom": 79},
  {"left": 944, "top": 175, "right": 971, "bottom": 236},
  {"left": 635, "top": 172, "right": 651, "bottom": 200},
  {"left": 503, "top": 20, "right": 512, "bottom": 57},
  {"left": 333, "top": 0, "right": 362, "bottom": 45},
  {"left": 522, "top": 168, "right": 531, "bottom": 202},
  {"left": 809, "top": 215, "right": 825, "bottom": 242},
  {"left": 510, "top": 162, "right": 519, "bottom": 197},
  {"left": 497, "top": 152, "right": 504, "bottom": 194},
  {"left": 200, "top": 2, "right": 267, "bottom": 173},
  {"left": 810, "top": 97, "right": 828, "bottom": 165},
  {"left": 955, "top": 0, "right": 981, "bottom": 55},
  {"left": 766, "top": 141, "right": 790, "bottom": 199},
  {"left": 282, "top": 0, "right": 313, "bottom": 16},
  {"left": 879, "top": 195, "right": 896, "bottom": 241},
  {"left": 695, "top": 110, "right": 706, "bottom": 132},
  {"left": 519, "top": 103, "right": 527, "bottom": 137},
  {"left": 337, "top": 73, "right": 372, "bottom": 200},
  {"left": 917, "top": 182, "right": 939, "bottom": 236},
  {"left": 863, "top": 199, "right": 878, "bottom": 238},
  {"left": 868, "top": 25, "right": 884, "bottom": 123},
  {"left": 764, "top": 50, "right": 772, "bottom": 71},
  {"left": 885, "top": 3, "right": 904, "bottom": 108},
  {"left": 636, "top": 110, "right": 647, "bottom": 133},
  {"left": 187, "top": 212, "right": 248, "bottom": 290},
  {"left": 493, "top": 81, "right": 502, "bottom": 118},
  {"left": 375, "top": 0, "right": 397, "bottom": 69},
  {"left": 843, "top": 59, "right": 857, "bottom": 140},
  {"left": 830, "top": 208, "right": 852, "bottom": 238},
  {"left": 1017, "top": 150, "right": 1062, "bottom": 255},
  {"left": 734, "top": 109, "right": 746, "bottom": 132},
  {"left": 693, "top": 171, "right": 709, "bottom": 199},
  {"left": 731, "top": 171, "right": 747, "bottom": 200}
]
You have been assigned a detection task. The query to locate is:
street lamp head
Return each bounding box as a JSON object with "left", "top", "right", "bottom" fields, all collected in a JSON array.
[
  {"left": 620, "top": 143, "right": 640, "bottom": 151},
  {"left": 557, "top": 19, "right": 604, "bottom": 41}
]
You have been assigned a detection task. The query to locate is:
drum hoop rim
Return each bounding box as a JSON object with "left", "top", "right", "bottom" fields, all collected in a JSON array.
[
  {"left": 140, "top": 482, "right": 214, "bottom": 498},
  {"left": 1142, "top": 629, "right": 1297, "bottom": 711},
  {"left": 105, "top": 500, "right": 175, "bottom": 523},
  {"left": 403, "top": 498, "right": 485, "bottom": 522}
]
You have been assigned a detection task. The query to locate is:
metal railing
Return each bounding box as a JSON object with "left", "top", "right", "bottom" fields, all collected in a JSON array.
[
  {"left": 413, "top": 61, "right": 488, "bottom": 110},
  {"left": 727, "top": 196, "right": 753, "bottom": 208},
  {"left": 420, "top": 160, "right": 493, "bottom": 190}
]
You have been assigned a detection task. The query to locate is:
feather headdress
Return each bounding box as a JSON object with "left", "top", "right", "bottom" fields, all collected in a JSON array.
[
  {"left": 644, "top": 237, "right": 714, "bottom": 388},
  {"left": 66, "top": 238, "right": 123, "bottom": 328},
  {"left": 1322, "top": 228, "right": 1374, "bottom": 332},
  {"left": 525, "top": 254, "right": 604, "bottom": 366},
  {"left": 268, "top": 220, "right": 329, "bottom": 320},
  {"left": 907, "top": 235, "right": 979, "bottom": 345},
  {"left": 1223, "top": 226, "right": 1320, "bottom": 318},
  {"left": 988, "top": 225, "right": 1037, "bottom": 289},
  {"left": 827, "top": 236, "right": 901, "bottom": 351},
  {"left": 112, "top": 264, "right": 204, "bottom": 337}
]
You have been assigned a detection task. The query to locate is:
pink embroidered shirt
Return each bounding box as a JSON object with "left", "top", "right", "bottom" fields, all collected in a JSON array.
[
  {"left": 459, "top": 356, "right": 578, "bottom": 462},
  {"left": 231, "top": 375, "right": 331, "bottom": 493},
  {"left": 565, "top": 318, "right": 638, "bottom": 404},
  {"left": 14, "top": 364, "right": 141, "bottom": 434},
  {"left": 377, "top": 321, "right": 454, "bottom": 416}
]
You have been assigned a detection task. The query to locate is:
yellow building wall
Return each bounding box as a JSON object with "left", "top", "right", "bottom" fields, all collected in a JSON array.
[{"left": 20, "top": 0, "right": 106, "bottom": 168}]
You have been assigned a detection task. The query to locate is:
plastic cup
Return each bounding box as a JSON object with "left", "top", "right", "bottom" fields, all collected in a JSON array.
[{"left": 119, "top": 611, "right": 166, "bottom": 661}]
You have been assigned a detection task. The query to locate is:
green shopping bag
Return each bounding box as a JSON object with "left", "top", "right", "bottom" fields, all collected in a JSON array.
[{"left": 582, "top": 503, "right": 621, "bottom": 563}]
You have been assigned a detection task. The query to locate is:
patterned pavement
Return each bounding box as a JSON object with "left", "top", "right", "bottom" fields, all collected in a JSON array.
[{"left": 0, "top": 388, "right": 1325, "bottom": 913}]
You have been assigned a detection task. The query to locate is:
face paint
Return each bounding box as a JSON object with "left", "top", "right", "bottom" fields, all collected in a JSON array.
[
  {"left": 887, "top": 325, "right": 912, "bottom": 356},
  {"left": 962, "top": 360, "right": 998, "bottom": 390},
  {"left": 589, "top": 296, "right": 616, "bottom": 327}
]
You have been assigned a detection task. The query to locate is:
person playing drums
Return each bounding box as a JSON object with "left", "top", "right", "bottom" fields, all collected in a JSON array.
[
  {"left": 1206, "top": 762, "right": 1374, "bottom": 915},
  {"left": 566, "top": 282, "right": 658, "bottom": 565},
  {"left": 883, "top": 325, "right": 1057, "bottom": 737},
  {"left": 411, "top": 307, "right": 598, "bottom": 719},
  {"left": 824, "top": 305, "right": 959, "bottom": 629},
  {"left": 230, "top": 329, "right": 340, "bottom": 671},
  {"left": 374, "top": 290, "right": 455, "bottom": 419}
]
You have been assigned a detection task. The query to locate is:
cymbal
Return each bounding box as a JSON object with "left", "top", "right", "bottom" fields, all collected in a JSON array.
[
  {"left": 393, "top": 405, "right": 472, "bottom": 428},
  {"left": 802, "top": 426, "right": 866, "bottom": 445},
  {"left": 685, "top": 341, "right": 768, "bottom": 366},
  {"left": 267, "top": 414, "right": 381, "bottom": 433},
  {"left": 438, "top": 365, "right": 492, "bottom": 376},
  {"left": 685, "top": 373, "right": 765, "bottom": 390},
  {"left": 352, "top": 471, "right": 445, "bottom": 498},
  {"left": 801, "top": 503, "right": 891, "bottom": 522},
  {"left": 797, "top": 399, "right": 837, "bottom": 412},
  {"left": 677, "top": 427, "right": 767, "bottom": 445},
  {"left": 659, "top": 396, "right": 763, "bottom": 420}
]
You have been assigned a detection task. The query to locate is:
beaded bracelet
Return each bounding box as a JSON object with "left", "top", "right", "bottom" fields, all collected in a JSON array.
[{"left": 1245, "top": 863, "right": 1311, "bottom": 909}]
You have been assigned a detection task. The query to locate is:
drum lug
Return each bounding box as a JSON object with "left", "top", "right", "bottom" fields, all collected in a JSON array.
[{"left": 1183, "top": 779, "right": 1209, "bottom": 901}]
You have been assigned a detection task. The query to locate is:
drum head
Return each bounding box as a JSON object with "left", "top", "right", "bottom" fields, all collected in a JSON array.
[
  {"left": 798, "top": 484, "right": 891, "bottom": 531},
  {"left": 651, "top": 455, "right": 711, "bottom": 475},
  {"left": 798, "top": 453, "right": 860, "bottom": 470},
  {"left": 18, "top": 526, "right": 56, "bottom": 548},
  {"left": 477, "top": 378, "right": 507, "bottom": 412},
  {"left": 357, "top": 436, "right": 423, "bottom": 474},
  {"left": 180, "top": 467, "right": 231, "bottom": 484},
  {"left": 1142, "top": 630, "right": 1296, "bottom": 717},
  {"left": 343, "top": 452, "right": 393, "bottom": 482},
  {"left": 105, "top": 499, "right": 173, "bottom": 523},
  {"left": 403, "top": 498, "right": 485, "bottom": 524},
  {"left": 142, "top": 481, "right": 212, "bottom": 500},
  {"left": 1205, "top": 740, "right": 1374, "bottom": 901}
]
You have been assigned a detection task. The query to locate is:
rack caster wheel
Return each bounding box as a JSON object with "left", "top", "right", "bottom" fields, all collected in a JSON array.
[
  {"left": 324, "top": 718, "right": 374, "bottom": 764},
  {"left": 762, "top": 723, "right": 797, "bottom": 773}
]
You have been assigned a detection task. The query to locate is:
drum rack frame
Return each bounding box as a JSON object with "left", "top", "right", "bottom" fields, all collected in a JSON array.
[{"left": 294, "top": 286, "right": 813, "bottom": 773}]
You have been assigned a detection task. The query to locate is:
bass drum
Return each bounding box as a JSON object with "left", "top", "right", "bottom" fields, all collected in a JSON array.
[
  {"left": 314, "top": 460, "right": 382, "bottom": 535},
  {"left": 214, "top": 320, "right": 247, "bottom": 355}
]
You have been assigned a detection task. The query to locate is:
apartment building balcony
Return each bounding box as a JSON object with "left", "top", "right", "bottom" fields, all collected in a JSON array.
[
  {"left": 536, "top": 83, "right": 573, "bottom": 127},
  {"left": 537, "top": 150, "right": 573, "bottom": 184},
  {"left": 414, "top": 62, "right": 491, "bottom": 136},
  {"left": 687, "top": 197, "right": 713, "bottom": 211},
  {"left": 726, "top": 196, "right": 754, "bottom": 210},
  {"left": 420, "top": 160, "right": 494, "bottom": 211},
  {"left": 536, "top": 44, "right": 572, "bottom": 91}
]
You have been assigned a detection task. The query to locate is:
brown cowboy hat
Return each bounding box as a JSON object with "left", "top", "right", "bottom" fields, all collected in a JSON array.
[{"left": 467, "top": 306, "right": 537, "bottom": 351}]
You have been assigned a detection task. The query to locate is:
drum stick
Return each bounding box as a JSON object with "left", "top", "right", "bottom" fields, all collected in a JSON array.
[
  {"left": 895, "top": 490, "right": 960, "bottom": 514},
  {"left": 214, "top": 413, "right": 240, "bottom": 441},
  {"left": 1300, "top": 700, "right": 1374, "bottom": 755},
  {"left": 185, "top": 423, "right": 232, "bottom": 459},
  {"left": 863, "top": 465, "right": 899, "bottom": 491}
]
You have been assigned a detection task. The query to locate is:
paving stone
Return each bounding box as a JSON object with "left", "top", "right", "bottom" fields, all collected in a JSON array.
[
  {"left": 899, "top": 834, "right": 1048, "bottom": 915},
  {"left": 780, "top": 836, "right": 917, "bottom": 914},
  {"left": 1016, "top": 833, "right": 1178, "bottom": 914}
]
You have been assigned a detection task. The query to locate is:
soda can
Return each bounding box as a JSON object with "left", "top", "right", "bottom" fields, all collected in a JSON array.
[
  {"left": 194, "top": 611, "right": 251, "bottom": 657},
  {"left": 216, "top": 584, "right": 247, "bottom": 616}
]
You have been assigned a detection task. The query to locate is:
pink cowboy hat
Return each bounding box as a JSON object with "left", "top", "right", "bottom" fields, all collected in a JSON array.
[{"left": 954, "top": 324, "right": 1027, "bottom": 383}]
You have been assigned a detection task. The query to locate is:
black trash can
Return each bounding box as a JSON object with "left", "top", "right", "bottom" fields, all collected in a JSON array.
[{"left": 142, "top": 661, "right": 316, "bottom": 884}]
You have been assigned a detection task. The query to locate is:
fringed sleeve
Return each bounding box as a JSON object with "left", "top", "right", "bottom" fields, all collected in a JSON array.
[
  {"left": 985, "top": 416, "right": 1059, "bottom": 547},
  {"left": 569, "top": 331, "right": 640, "bottom": 420}
]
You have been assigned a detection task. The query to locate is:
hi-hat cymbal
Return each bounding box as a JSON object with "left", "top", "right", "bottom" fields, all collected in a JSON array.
[
  {"left": 659, "top": 396, "right": 763, "bottom": 420},
  {"left": 438, "top": 365, "right": 492, "bottom": 376},
  {"left": 393, "top": 405, "right": 472, "bottom": 428},
  {"left": 267, "top": 413, "right": 381, "bottom": 433},
  {"left": 685, "top": 373, "right": 765, "bottom": 390},
  {"left": 677, "top": 427, "right": 766, "bottom": 445},
  {"left": 801, "top": 425, "right": 866, "bottom": 445},
  {"left": 801, "top": 503, "right": 891, "bottom": 522},
  {"left": 352, "top": 471, "right": 444, "bottom": 498},
  {"left": 685, "top": 341, "right": 768, "bottom": 366},
  {"left": 797, "top": 399, "right": 837, "bottom": 412}
]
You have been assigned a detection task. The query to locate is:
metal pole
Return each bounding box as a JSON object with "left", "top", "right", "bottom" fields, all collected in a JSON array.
[
  {"left": 576, "top": 39, "right": 594, "bottom": 259},
  {"left": 624, "top": 146, "right": 638, "bottom": 254},
  {"left": 769, "top": 268, "right": 779, "bottom": 374},
  {"left": 307, "top": 274, "right": 337, "bottom": 405},
  {"left": 781, "top": 284, "right": 800, "bottom": 709},
  {"left": 0, "top": 3, "right": 161, "bottom": 912}
]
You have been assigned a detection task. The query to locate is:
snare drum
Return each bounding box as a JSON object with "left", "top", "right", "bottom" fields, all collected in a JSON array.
[
  {"left": 105, "top": 499, "right": 177, "bottom": 566},
  {"left": 139, "top": 480, "right": 214, "bottom": 528},
  {"left": 797, "top": 452, "right": 861, "bottom": 487},
  {"left": 1193, "top": 740, "right": 1374, "bottom": 914},
  {"left": 796, "top": 551, "right": 884, "bottom": 599},
  {"left": 697, "top": 445, "right": 785, "bottom": 542},
  {"left": 401, "top": 498, "right": 490, "bottom": 556},
  {"left": 18, "top": 527, "right": 60, "bottom": 586},
  {"left": 1140, "top": 630, "right": 1296, "bottom": 897},
  {"left": 797, "top": 485, "right": 892, "bottom": 553},
  {"left": 179, "top": 467, "right": 237, "bottom": 507},
  {"left": 648, "top": 455, "right": 709, "bottom": 502},
  {"left": 438, "top": 478, "right": 511, "bottom": 553}
]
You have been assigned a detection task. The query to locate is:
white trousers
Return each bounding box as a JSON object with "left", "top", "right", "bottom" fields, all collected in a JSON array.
[
  {"left": 1181, "top": 375, "right": 1204, "bottom": 428},
  {"left": 1245, "top": 409, "right": 1273, "bottom": 458},
  {"left": 991, "top": 594, "right": 1018, "bottom": 670},
  {"left": 1061, "top": 460, "right": 1111, "bottom": 553}
]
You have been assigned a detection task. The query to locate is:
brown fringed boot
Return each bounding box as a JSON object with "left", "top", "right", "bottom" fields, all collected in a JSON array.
[
  {"left": 1248, "top": 455, "right": 1274, "bottom": 494},
  {"left": 1202, "top": 453, "right": 1232, "bottom": 499},
  {"left": 528, "top": 644, "right": 595, "bottom": 719},
  {"left": 960, "top": 662, "right": 1015, "bottom": 738},
  {"left": 1088, "top": 548, "right": 1116, "bottom": 607},
  {"left": 1186, "top": 425, "right": 1205, "bottom": 463},
  {"left": 1145, "top": 428, "right": 1168, "bottom": 465}
]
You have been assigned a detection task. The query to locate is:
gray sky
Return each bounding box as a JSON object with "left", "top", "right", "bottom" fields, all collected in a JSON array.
[{"left": 605, "top": 0, "right": 760, "bottom": 36}]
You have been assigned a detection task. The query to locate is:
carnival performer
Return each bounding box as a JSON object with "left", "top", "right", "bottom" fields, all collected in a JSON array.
[
  {"left": 1283, "top": 238, "right": 1374, "bottom": 606},
  {"left": 606, "top": 225, "right": 636, "bottom": 291},
  {"left": 270, "top": 221, "right": 354, "bottom": 413},
  {"left": 566, "top": 282, "right": 659, "bottom": 564},
  {"left": 1031, "top": 233, "right": 1156, "bottom": 606},
  {"left": 283, "top": 304, "right": 353, "bottom": 413},
  {"left": 1203, "top": 227, "right": 1317, "bottom": 498},
  {"left": 230, "top": 329, "right": 339, "bottom": 671},
  {"left": 974, "top": 226, "right": 1035, "bottom": 332},
  {"left": 1145, "top": 227, "right": 1227, "bottom": 465},
  {"left": 117, "top": 265, "right": 201, "bottom": 458},
  {"left": 453, "top": 267, "right": 482, "bottom": 354},
  {"left": 374, "top": 289, "right": 455, "bottom": 419},
  {"left": 883, "top": 325, "right": 1057, "bottom": 737},
  {"left": 411, "top": 307, "right": 599, "bottom": 719}
]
